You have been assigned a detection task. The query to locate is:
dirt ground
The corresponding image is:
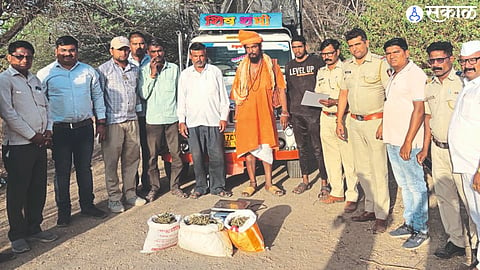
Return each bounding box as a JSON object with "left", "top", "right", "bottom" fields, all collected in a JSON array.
[{"left": 0, "top": 142, "right": 476, "bottom": 270}]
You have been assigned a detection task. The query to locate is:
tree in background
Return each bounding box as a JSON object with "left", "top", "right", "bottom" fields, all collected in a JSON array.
[
  {"left": 349, "top": 0, "right": 480, "bottom": 72},
  {"left": 1, "top": 0, "right": 478, "bottom": 73},
  {"left": 1, "top": 0, "right": 180, "bottom": 71}
]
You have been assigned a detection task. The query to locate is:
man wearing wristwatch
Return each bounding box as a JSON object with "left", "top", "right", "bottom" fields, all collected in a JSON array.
[{"left": 37, "top": 35, "right": 108, "bottom": 227}]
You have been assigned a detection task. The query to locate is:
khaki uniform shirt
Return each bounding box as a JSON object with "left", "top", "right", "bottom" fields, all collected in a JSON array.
[
  {"left": 340, "top": 51, "right": 389, "bottom": 115},
  {"left": 315, "top": 61, "right": 344, "bottom": 113},
  {"left": 425, "top": 69, "right": 463, "bottom": 142}
]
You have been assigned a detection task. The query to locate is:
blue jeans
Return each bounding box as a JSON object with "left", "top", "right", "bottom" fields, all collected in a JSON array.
[
  {"left": 188, "top": 126, "right": 226, "bottom": 194},
  {"left": 52, "top": 123, "right": 95, "bottom": 218},
  {"left": 386, "top": 144, "right": 428, "bottom": 233}
]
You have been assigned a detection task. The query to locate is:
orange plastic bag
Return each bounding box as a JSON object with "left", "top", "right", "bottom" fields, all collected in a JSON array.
[{"left": 224, "top": 210, "right": 265, "bottom": 252}]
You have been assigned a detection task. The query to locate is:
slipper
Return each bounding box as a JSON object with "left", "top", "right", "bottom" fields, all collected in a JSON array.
[
  {"left": 171, "top": 188, "right": 188, "bottom": 198},
  {"left": 189, "top": 191, "right": 202, "bottom": 199},
  {"left": 266, "top": 185, "right": 285, "bottom": 197},
  {"left": 292, "top": 182, "right": 310, "bottom": 194},
  {"left": 217, "top": 190, "right": 233, "bottom": 197},
  {"left": 318, "top": 181, "right": 331, "bottom": 199},
  {"left": 242, "top": 186, "right": 256, "bottom": 197}
]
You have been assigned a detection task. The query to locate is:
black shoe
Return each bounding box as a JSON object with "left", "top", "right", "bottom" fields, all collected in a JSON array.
[
  {"left": 57, "top": 215, "right": 71, "bottom": 227},
  {"left": 470, "top": 259, "right": 479, "bottom": 269},
  {"left": 81, "top": 206, "right": 107, "bottom": 219},
  {"left": 0, "top": 252, "right": 15, "bottom": 262},
  {"left": 146, "top": 189, "right": 157, "bottom": 203},
  {"left": 434, "top": 241, "right": 466, "bottom": 259}
]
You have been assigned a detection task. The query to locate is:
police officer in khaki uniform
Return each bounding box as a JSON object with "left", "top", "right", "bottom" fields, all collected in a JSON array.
[
  {"left": 417, "top": 41, "right": 478, "bottom": 259},
  {"left": 315, "top": 39, "right": 358, "bottom": 213},
  {"left": 336, "top": 28, "right": 390, "bottom": 233}
]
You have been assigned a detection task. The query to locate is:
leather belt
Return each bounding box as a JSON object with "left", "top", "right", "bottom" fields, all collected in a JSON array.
[
  {"left": 323, "top": 111, "right": 337, "bottom": 117},
  {"left": 53, "top": 118, "right": 93, "bottom": 129},
  {"left": 351, "top": 112, "right": 383, "bottom": 121},
  {"left": 432, "top": 136, "right": 449, "bottom": 149},
  {"left": 322, "top": 111, "right": 349, "bottom": 117}
]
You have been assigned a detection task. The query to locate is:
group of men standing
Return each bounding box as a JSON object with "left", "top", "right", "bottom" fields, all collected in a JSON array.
[
  {"left": 284, "top": 27, "right": 480, "bottom": 265},
  {"left": 1, "top": 26, "right": 480, "bottom": 269},
  {"left": 0, "top": 31, "right": 235, "bottom": 257}
]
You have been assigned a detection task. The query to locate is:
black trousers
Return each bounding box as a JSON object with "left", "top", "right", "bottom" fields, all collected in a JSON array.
[
  {"left": 3, "top": 144, "right": 47, "bottom": 241},
  {"left": 290, "top": 113, "right": 328, "bottom": 179},
  {"left": 136, "top": 116, "right": 150, "bottom": 189},
  {"left": 52, "top": 124, "right": 95, "bottom": 218}
]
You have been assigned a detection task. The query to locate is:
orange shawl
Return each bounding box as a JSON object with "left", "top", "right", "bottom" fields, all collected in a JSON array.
[{"left": 230, "top": 55, "right": 286, "bottom": 156}]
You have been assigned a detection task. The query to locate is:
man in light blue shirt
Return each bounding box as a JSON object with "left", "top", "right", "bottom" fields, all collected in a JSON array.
[
  {"left": 37, "top": 36, "right": 107, "bottom": 226},
  {"left": 138, "top": 38, "right": 186, "bottom": 201}
]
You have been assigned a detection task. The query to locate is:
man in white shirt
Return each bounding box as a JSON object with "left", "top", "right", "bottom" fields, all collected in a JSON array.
[
  {"left": 449, "top": 40, "right": 480, "bottom": 269},
  {"left": 177, "top": 42, "right": 231, "bottom": 198}
]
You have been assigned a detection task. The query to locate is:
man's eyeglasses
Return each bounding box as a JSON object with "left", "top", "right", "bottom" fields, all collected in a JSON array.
[
  {"left": 427, "top": 57, "right": 449, "bottom": 65},
  {"left": 458, "top": 57, "right": 480, "bottom": 65},
  {"left": 320, "top": 51, "right": 336, "bottom": 57},
  {"left": 11, "top": 54, "right": 33, "bottom": 61}
]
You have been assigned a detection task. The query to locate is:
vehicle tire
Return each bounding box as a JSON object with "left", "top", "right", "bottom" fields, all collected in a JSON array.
[{"left": 286, "top": 160, "right": 302, "bottom": 178}]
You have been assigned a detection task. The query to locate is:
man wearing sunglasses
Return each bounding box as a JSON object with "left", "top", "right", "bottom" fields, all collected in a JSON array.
[
  {"left": 418, "top": 41, "right": 477, "bottom": 260},
  {"left": 0, "top": 41, "right": 58, "bottom": 253},
  {"left": 315, "top": 39, "right": 358, "bottom": 213},
  {"left": 449, "top": 40, "right": 480, "bottom": 270}
]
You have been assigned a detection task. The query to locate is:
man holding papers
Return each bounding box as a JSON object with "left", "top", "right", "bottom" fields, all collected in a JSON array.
[
  {"left": 285, "top": 35, "right": 327, "bottom": 195},
  {"left": 315, "top": 39, "right": 358, "bottom": 213}
]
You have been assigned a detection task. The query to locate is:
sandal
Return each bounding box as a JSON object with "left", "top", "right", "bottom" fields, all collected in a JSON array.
[
  {"left": 318, "top": 180, "right": 331, "bottom": 199},
  {"left": 189, "top": 191, "right": 202, "bottom": 199},
  {"left": 217, "top": 190, "right": 233, "bottom": 197},
  {"left": 292, "top": 182, "right": 310, "bottom": 194},
  {"left": 171, "top": 188, "right": 188, "bottom": 198},
  {"left": 265, "top": 185, "right": 285, "bottom": 197},
  {"left": 242, "top": 186, "right": 256, "bottom": 197}
]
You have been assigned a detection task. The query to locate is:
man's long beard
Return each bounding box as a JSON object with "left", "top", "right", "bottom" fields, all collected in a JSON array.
[{"left": 249, "top": 53, "right": 261, "bottom": 63}]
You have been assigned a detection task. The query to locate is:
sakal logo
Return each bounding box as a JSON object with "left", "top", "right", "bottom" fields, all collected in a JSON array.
[{"left": 406, "top": 5, "right": 423, "bottom": 23}]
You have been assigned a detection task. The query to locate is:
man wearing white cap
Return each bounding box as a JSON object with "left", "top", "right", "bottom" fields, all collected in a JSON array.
[
  {"left": 97, "top": 36, "right": 145, "bottom": 212},
  {"left": 449, "top": 40, "right": 480, "bottom": 268}
]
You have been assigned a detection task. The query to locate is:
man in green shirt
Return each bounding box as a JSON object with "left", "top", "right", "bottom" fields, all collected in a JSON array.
[{"left": 138, "top": 39, "right": 187, "bottom": 201}]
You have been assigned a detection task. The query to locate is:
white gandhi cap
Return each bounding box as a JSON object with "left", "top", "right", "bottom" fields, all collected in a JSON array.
[{"left": 460, "top": 40, "right": 480, "bottom": 56}]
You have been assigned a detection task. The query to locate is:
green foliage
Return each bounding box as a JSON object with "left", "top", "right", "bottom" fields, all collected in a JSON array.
[
  {"left": 11, "top": 0, "right": 181, "bottom": 72},
  {"left": 348, "top": 0, "right": 480, "bottom": 73}
]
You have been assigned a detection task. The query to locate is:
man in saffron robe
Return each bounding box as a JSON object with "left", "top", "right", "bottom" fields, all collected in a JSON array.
[{"left": 231, "top": 30, "right": 288, "bottom": 197}]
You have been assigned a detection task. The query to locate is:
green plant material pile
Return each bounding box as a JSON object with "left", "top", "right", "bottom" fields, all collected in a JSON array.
[
  {"left": 229, "top": 216, "right": 249, "bottom": 227},
  {"left": 152, "top": 213, "right": 177, "bottom": 224}
]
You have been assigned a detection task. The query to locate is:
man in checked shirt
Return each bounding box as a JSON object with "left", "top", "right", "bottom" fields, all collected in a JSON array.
[{"left": 97, "top": 36, "right": 146, "bottom": 213}]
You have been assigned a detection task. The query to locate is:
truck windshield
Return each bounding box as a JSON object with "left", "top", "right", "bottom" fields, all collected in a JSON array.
[{"left": 204, "top": 41, "right": 291, "bottom": 76}]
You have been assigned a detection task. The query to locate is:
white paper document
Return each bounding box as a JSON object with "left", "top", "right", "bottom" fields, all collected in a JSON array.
[{"left": 301, "top": 91, "right": 330, "bottom": 108}]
